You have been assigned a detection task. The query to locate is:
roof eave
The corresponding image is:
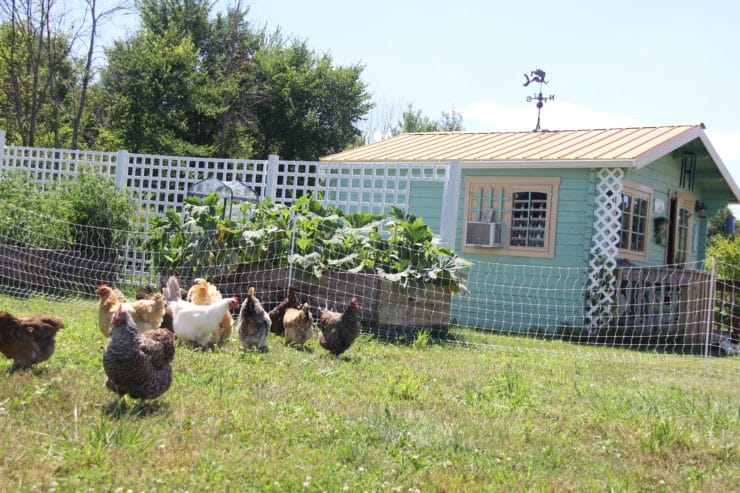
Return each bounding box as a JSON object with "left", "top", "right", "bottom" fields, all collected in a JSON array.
[
  {"left": 633, "top": 126, "right": 740, "bottom": 203},
  {"left": 460, "top": 159, "right": 634, "bottom": 169}
]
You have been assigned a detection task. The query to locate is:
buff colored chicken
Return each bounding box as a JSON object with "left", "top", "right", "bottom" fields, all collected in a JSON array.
[
  {"left": 96, "top": 284, "right": 166, "bottom": 336},
  {"left": 283, "top": 303, "right": 313, "bottom": 348},
  {"left": 187, "top": 278, "right": 232, "bottom": 344}
]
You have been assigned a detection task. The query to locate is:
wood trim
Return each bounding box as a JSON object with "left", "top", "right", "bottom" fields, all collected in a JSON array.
[
  {"left": 618, "top": 180, "right": 653, "bottom": 261},
  {"left": 462, "top": 176, "right": 560, "bottom": 259}
]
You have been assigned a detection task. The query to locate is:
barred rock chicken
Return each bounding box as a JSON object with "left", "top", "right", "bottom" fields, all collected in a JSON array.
[
  {"left": 237, "top": 287, "right": 271, "bottom": 352},
  {"left": 163, "top": 276, "right": 239, "bottom": 348},
  {"left": 283, "top": 303, "right": 313, "bottom": 348},
  {"left": 96, "top": 284, "right": 166, "bottom": 336},
  {"left": 103, "top": 306, "right": 175, "bottom": 403},
  {"left": 318, "top": 297, "right": 361, "bottom": 356},
  {"left": 187, "top": 278, "right": 232, "bottom": 344},
  {"left": 268, "top": 285, "right": 301, "bottom": 335},
  {"left": 0, "top": 311, "right": 64, "bottom": 372}
]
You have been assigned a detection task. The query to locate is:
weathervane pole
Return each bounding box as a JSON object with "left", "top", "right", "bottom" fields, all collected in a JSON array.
[{"left": 523, "top": 69, "right": 555, "bottom": 131}]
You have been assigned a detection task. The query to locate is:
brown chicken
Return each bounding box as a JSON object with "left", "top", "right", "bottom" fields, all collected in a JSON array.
[
  {"left": 0, "top": 311, "right": 64, "bottom": 372},
  {"left": 284, "top": 303, "right": 313, "bottom": 348},
  {"left": 187, "top": 278, "right": 232, "bottom": 344},
  {"left": 318, "top": 297, "right": 361, "bottom": 356},
  {"left": 97, "top": 284, "right": 166, "bottom": 336},
  {"left": 237, "top": 287, "right": 271, "bottom": 351},
  {"left": 268, "top": 285, "right": 301, "bottom": 335},
  {"left": 103, "top": 305, "right": 175, "bottom": 403}
]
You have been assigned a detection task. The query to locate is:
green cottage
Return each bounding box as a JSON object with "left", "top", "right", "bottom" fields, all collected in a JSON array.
[{"left": 323, "top": 125, "right": 740, "bottom": 340}]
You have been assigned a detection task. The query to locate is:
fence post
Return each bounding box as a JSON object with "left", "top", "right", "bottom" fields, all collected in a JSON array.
[
  {"left": 439, "top": 159, "right": 461, "bottom": 247},
  {"left": 704, "top": 257, "right": 717, "bottom": 371},
  {"left": 114, "top": 150, "right": 129, "bottom": 190},
  {"left": 0, "top": 130, "right": 5, "bottom": 173},
  {"left": 265, "top": 154, "right": 280, "bottom": 201}
]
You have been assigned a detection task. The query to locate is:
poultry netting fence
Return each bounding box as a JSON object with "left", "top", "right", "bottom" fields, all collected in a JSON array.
[{"left": 0, "top": 202, "right": 738, "bottom": 377}]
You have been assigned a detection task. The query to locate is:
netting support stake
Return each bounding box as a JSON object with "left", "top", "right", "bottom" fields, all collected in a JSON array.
[
  {"left": 703, "top": 257, "right": 716, "bottom": 372},
  {"left": 287, "top": 210, "right": 296, "bottom": 288},
  {"left": 0, "top": 130, "right": 5, "bottom": 170}
]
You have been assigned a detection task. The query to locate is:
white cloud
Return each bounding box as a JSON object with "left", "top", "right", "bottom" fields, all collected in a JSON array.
[{"left": 461, "top": 100, "right": 649, "bottom": 132}]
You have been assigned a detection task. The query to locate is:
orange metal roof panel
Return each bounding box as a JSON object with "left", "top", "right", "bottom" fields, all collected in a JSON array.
[{"left": 322, "top": 125, "right": 702, "bottom": 163}]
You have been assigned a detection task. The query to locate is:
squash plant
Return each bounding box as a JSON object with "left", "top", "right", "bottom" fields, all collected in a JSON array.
[
  {"left": 145, "top": 193, "right": 241, "bottom": 278},
  {"left": 147, "top": 194, "right": 471, "bottom": 294}
]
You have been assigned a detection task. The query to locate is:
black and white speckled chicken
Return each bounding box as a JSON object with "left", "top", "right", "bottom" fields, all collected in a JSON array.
[
  {"left": 237, "top": 287, "right": 271, "bottom": 351},
  {"left": 103, "top": 305, "right": 175, "bottom": 403},
  {"left": 318, "top": 297, "right": 361, "bottom": 356}
]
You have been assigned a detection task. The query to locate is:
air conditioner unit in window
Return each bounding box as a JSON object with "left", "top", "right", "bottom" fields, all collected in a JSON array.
[{"left": 465, "top": 221, "right": 505, "bottom": 248}]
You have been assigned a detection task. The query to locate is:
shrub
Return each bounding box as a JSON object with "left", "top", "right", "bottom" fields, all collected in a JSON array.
[{"left": 0, "top": 169, "right": 135, "bottom": 250}]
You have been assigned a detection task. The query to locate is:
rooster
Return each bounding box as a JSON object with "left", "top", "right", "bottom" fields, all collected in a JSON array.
[
  {"left": 0, "top": 311, "right": 64, "bottom": 372},
  {"left": 103, "top": 306, "right": 175, "bottom": 403},
  {"left": 97, "top": 284, "right": 166, "bottom": 336},
  {"left": 268, "top": 285, "right": 301, "bottom": 335},
  {"left": 163, "top": 276, "right": 239, "bottom": 348},
  {"left": 237, "top": 287, "right": 271, "bottom": 352},
  {"left": 318, "top": 297, "right": 361, "bottom": 356},
  {"left": 187, "top": 278, "right": 232, "bottom": 344},
  {"left": 284, "top": 303, "right": 313, "bottom": 348}
]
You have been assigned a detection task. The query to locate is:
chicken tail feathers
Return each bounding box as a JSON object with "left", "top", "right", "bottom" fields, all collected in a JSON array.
[{"left": 164, "top": 276, "right": 182, "bottom": 303}]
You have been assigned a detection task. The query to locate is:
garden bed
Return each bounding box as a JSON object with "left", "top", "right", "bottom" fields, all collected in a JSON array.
[
  {"left": 0, "top": 245, "right": 120, "bottom": 296},
  {"left": 209, "top": 265, "right": 452, "bottom": 334}
]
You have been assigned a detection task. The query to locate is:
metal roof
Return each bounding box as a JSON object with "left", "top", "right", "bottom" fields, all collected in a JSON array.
[
  {"left": 321, "top": 124, "right": 740, "bottom": 202},
  {"left": 323, "top": 125, "right": 702, "bottom": 163}
]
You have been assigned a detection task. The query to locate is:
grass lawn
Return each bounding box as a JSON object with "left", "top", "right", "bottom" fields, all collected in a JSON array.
[{"left": 0, "top": 294, "right": 738, "bottom": 492}]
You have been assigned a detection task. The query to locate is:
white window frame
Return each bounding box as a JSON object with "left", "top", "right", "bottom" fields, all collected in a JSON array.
[{"left": 462, "top": 176, "right": 560, "bottom": 258}]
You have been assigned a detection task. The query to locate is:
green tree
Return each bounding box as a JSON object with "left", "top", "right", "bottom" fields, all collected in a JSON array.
[
  {"left": 708, "top": 207, "right": 733, "bottom": 241},
  {"left": 103, "top": 28, "right": 219, "bottom": 155},
  {"left": 251, "top": 40, "right": 372, "bottom": 160},
  {"left": 392, "top": 103, "right": 464, "bottom": 134},
  {"left": 0, "top": 12, "right": 75, "bottom": 147}
]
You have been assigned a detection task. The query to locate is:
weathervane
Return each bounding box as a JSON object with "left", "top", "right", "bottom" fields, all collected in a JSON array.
[{"left": 523, "top": 69, "right": 555, "bottom": 131}]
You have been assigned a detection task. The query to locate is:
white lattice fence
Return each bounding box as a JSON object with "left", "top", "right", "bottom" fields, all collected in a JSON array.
[
  {"left": 0, "top": 136, "right": 456, "bottom": 282},
  {"left": 124, "top": 152, "right": 269, "bottom": 228},
  {"left": 586, "top": 168, "right": 624, "bottom": 332},
  {"left": 318, "top": 161, "right": 449, "bottom": 214},
  {"left": 1, "top": 145, "right": 119, "bottom": 186}
]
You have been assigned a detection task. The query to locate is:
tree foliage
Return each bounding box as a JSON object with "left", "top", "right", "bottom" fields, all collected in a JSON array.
[
  {"left": 251, "top": 41, "right": 372, "bottom": 159},
  {"left": 392, "top": 103, "right": 464, "bottom": 134},
  {"left": 0, "top": 0, "right": 373, "bottom": 159}
]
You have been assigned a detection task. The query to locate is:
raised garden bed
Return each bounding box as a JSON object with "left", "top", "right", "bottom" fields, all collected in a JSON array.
[{"left": 0, "top": 245, "right": 120, "bottom": 296}]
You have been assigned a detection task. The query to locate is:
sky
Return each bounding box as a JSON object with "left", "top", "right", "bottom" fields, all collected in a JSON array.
[
  {"left": 239, "top": 0, "right": 740, "bottom": 189},
  {"left": 95, "top": 0, "right": 740, "bottom": 200}
]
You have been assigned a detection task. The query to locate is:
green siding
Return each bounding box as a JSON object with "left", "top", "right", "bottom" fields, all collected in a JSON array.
[
  {"left": 624, "top": 154, "right": 734, "bottom": 265},
  {"left": 409, "top": 181, "right": 443, "bottom": 233},
  {"left": 449, "top": 168, "right": 593, "bottom": 332}
]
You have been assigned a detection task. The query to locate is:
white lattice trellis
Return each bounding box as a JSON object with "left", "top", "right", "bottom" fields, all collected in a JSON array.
[
  {"left": 318, "top": 161, "right": 449, "bottom": 214},
  {"left": 586, "top": 168, "right": 624, "bottom": 332}
]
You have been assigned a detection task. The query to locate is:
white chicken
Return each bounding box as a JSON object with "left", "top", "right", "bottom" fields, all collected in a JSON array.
[{"left": 163, "top": 276, "right": 239, "bottom": 348}]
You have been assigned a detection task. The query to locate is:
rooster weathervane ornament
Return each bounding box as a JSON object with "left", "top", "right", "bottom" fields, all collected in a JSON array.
[{"left": 523, "top": 69, "right": 555, "bottom": 131}]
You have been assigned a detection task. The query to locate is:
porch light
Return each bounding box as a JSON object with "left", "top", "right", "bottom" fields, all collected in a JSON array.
[{"left": 694, "top": 201, "right": 707, "bottom": 219}]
